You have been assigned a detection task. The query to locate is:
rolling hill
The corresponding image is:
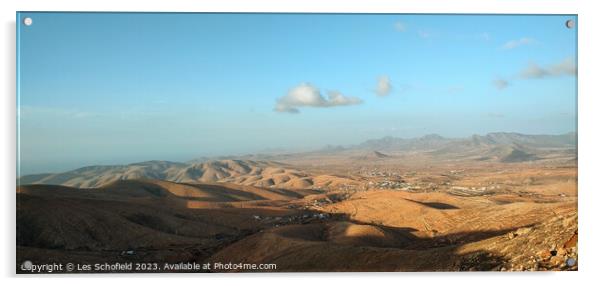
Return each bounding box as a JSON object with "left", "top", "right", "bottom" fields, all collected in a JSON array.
[
  {"left": 18, "top": 132, "right": 577, "bottom": 190},
  {"left": 16, "top": 145, "right": 578, "bottom": 272},
  {"left": 17, "top": 179, "right": 314, "bottom": 255},
  {"left": 18, "top": 159, "right": 358, "bottom": 189}
]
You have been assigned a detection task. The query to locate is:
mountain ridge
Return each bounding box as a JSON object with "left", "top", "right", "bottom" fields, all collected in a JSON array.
[
  {"left": 18, "top": 159, "right": 358, "bottom": 189},
  {"left": 19, "top": 132, "right": 576, "bottom": 188},
  {"left": 358, "top": 132, "right": 576, "bottom": 151}
]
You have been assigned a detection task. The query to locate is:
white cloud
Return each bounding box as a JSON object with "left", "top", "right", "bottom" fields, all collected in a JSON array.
[
  {"left": 520, "top": 58, "right": 577, "bottom": 79},
  {"left": 274, "top": 83, "right": 362, "bottom": 114},
  {"left": 375, "top": 76, "right": 393, "bottom": 96},
  {"left": 492, "top": 78, "right": 510, "bottom": 90},
  {"left": 326, "top": 91, "right": 361, "bottom": 106},
  {"left": 392, "top": 21, "right": 439, "bottom": 40},
  {"left": 520, "top": 63, "right": 547, "bottom": 78},
  {"left": 492, "top": 57, "right": 575, "bottom": 91},
  {"left": 394, "top": 22, "right": 406, "bottom": 32},
  {"left": 501, "top": 37, "right": 535, "bottom": 50},
  {"left": 274, "top": 104, "right": 300, "bottom": 114}
]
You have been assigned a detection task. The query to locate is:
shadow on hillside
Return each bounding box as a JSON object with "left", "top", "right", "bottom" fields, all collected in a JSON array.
[
  {"left": 257, "top": 212, "right": 522, "bottom": 271},
  {"left": 403, "top": 198, "right": 460, "bottom": 210},
  {"left": 17, "top": 182, "right": 519, "bottom": 272}
]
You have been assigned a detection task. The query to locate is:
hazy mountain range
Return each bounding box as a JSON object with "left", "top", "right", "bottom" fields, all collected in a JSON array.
[
  {"left": 357, "top": 132, "right": 576, "bottom": 151},
  {"left": 19, "top": 132, "right": 576, "bottom": 188}
]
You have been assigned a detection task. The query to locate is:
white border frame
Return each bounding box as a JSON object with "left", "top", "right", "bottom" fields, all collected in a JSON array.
[{"left": 2, "top": 1, "right": 601, "bottom": 286}]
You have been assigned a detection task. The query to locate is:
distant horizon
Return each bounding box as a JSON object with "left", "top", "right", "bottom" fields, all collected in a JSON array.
[
  {"left": 18, "top": 130, "right": 576, "bottom": 176},
  {"left": 17, "top": 13, "right": 577, "bottom": 176}
]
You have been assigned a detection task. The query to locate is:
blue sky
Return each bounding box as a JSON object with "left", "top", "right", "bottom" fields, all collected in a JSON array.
[{"left": 17, "top": 13, "right": 577, "bottom": 174}]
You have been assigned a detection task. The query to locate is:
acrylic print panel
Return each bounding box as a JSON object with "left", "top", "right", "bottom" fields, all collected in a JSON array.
[{"left": 16, "top": 12, "right": 577, "bottom": 273}]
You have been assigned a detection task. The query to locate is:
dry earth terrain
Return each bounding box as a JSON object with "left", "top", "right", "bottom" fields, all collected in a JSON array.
[{"left": 17, "top": 132, "right": 577, "bottom": 272}]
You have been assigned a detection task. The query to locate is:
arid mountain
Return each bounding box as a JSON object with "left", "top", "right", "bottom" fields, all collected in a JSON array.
[
  {"left": 16, "top": 142, "right": 577, "bottom": 272},
  {"left": 18, "top": 160, "right": 186, "bottom": 188},
  {"left": 358, "top": 132, "right": 575, "bottom": 163},
  {"left": 352, "top": 151, "right": 392, "bottom": 161},
  {"left": 358, "top": 134, "right": 454, "bottom": 151},
  {"left": 192, "top": 132, "right": 577, "bottom": 169},
  {"left": 468, "top": 132, "right": 576, "bottom": 149},
  {"left": 17, "top": 179, "right": 317, "bottom": 262},
  {"left": 17, "top": 167, "right": 577, "bottom": 272},
  {"left": 209, "top": 187, "right": 577, "bottom": 272},
  {"left": 497, "top": 147, "right": 539, "bottom": 163},
  {"left": 18, "top": 159, "right": 357, "bottom": 189},
  {"left": 358, "top": 132, "right": 575, "bottom": 151},
  {"left": 19, "top": 132, "right": 577, "bottom": 189}
]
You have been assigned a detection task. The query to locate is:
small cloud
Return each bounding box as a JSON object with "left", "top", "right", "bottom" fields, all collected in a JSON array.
[
  {"left": 274, "top": 105, "right": 300, "bottom": 114},
  {"left": 492, "top": 57, "right": 575, "bottom": 90},
  {"left": 394, "top": 22, "right": 406, "bottom": 32},
  {"left": 520, "top": 63, "right": 547, "bottom": 79},
  {"left": 520, "top": 58, "right": 576, "bottom": 79},
  {"left": 375, "top": 76, "right": 393, "bottom": 96},
  {"left": 492, "top": 78, "right": 510, "bottom": 90},
  {"left": 326, "top": 90, "right": 362, "bottom": 105},
  {"left": 274, "top": 83, "right": 362, "bottom": 114},
  {"left": 501, "top": 37, "right": 535, "bottom": 50},
  {"left": 393, "top": 22, "right": 437, "bottom": 39},
  {"left": 550, "top": 58, "right": 578, "bottom": 75}
]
